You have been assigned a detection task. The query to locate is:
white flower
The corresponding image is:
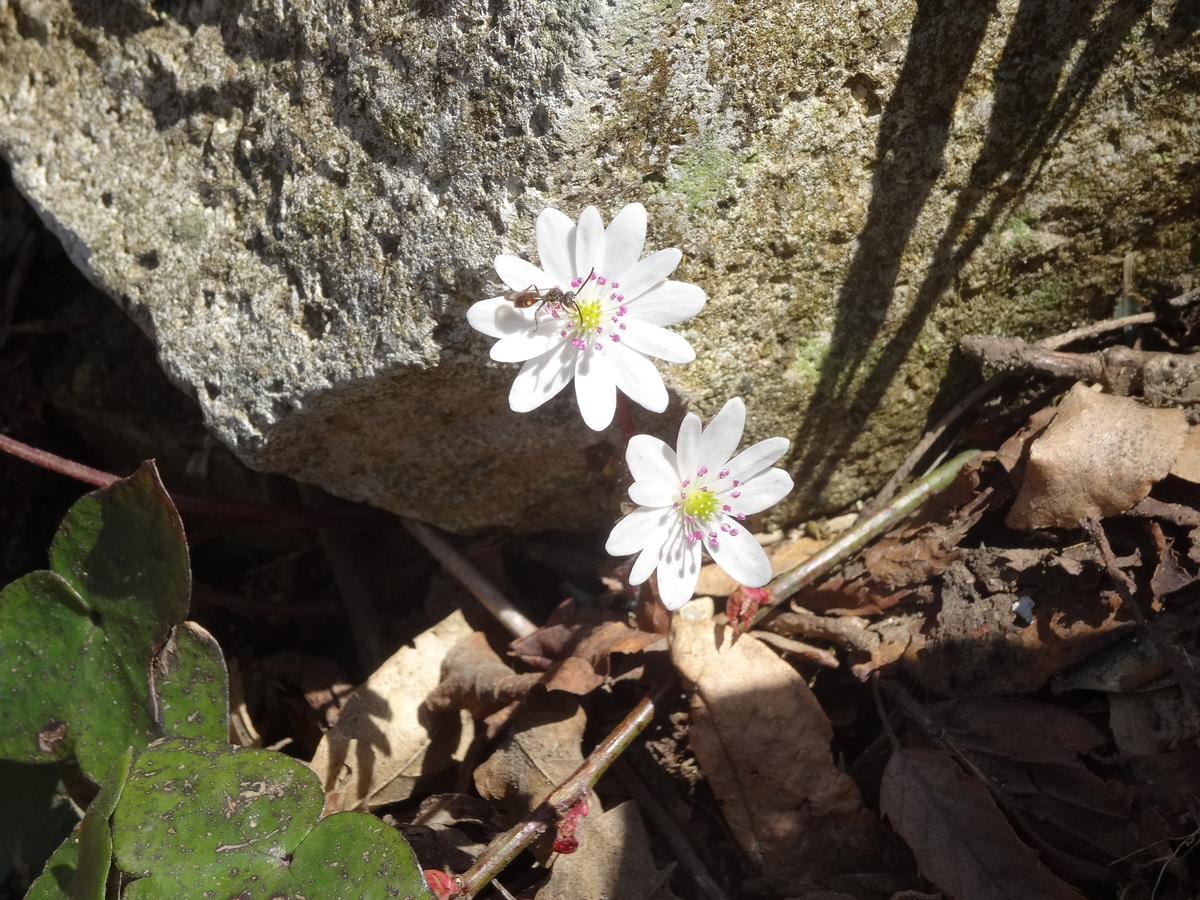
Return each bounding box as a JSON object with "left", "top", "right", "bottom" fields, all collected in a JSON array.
[
  {"left": 605, "top": 397, "right": 794, "bottom": 611},
  {"left": 467, "top": 203, "right": 706, "bottom": 431}
]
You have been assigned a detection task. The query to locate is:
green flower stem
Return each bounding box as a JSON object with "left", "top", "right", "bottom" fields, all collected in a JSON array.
[{"left": 747, "top": 448, "right": 983, "bottom": 629}]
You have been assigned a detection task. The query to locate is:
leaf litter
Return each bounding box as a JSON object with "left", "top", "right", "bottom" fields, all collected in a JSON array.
[
  {"left": 8, "top": 240, "right": 1200, "bottom": 900},
  {"left": 282, "top": 296, "right": 1200, "bottom": 899}
]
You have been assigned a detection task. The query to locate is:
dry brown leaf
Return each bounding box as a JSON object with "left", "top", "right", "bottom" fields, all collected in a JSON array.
[
  {"left": 900, "top": 548, "right": 1130, "bottom": 695},
  {"left": 1110, "top": 689, "right": 1191, "bottom": 757},
  {"left": 510, "top": 601, "right": 664, "bottom": 692},
  {"left": 425, "top": 631, "right": 542, "bottom": 719},
  {"left": 668, "top": 617, "right": 885, "bottom": 891},
  {"left": 473, "top": 692, "right": 587, "bottom": 821},
  {"left": 931, "top": 697, "right": 1162, "bottom": 866},
  {"left": 308, "top": 610, "right": 474, "bottom": 812},
  {"left": 880, "top": 747, "right": 1086, "bottom": 900},
  {"left": 537, "top": 800, "right": 677, "bottom": 900},
  {"left": 1169, "top": 425, "right": 1200, "bottom": 483},
  {"left": 1149, "top": 521, "right": 1193, "bottom": 601},
  {"left": 1007, "top": 383, "right": 1188, "bottom": 530}
]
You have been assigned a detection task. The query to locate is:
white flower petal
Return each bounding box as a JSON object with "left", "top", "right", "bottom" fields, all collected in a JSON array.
[
  {"left": 574, "top": 350, "right": 617, "bottom": 431},
  {"left": 536, "top": 208, "right": 576, "bottom": 285},
  {"left": 626, "top": 434, "right": 679, "bottom": 487},
  {"left": 726, "top": 436, "right": 791, "bottom": 482},
  {"left": 469, "top": 204, "right": 705, "bottom": 433},
  {"left": 508, "top": 342, "right": 575, "bottom": 412},
  {"left": 630, "top": 513, "right": 679, "bottom": 585},
  {"left": 707, "top": 524, "right": 773, "bottom": 587},
  {"left": 654, "top": 529, "right": 703, "bottom": 610},
  {"left": 628, "top": 281, "right": 707, "bottom": 327},
  {"left": 490, "top": 323, "right": 566, "bottom": 361},
  {"left": 618, "top": 321, "right": 696, "bottom": 363},
  {"left": 575, "top": 206, "right": 606, "bottom": 280},
  {"left": 617, "top": 248, "right": 683, "bottom": 300},
  {"left": 603, "top": 203, "right": 647, "bottom": 279},
  {"left": 725, "top": 468, "right": 794, "bottom": 515},
  {"left": 628, "top": 480, "right": 672, "bottom": 507},
  {"left": 606, "top": 505, "right": 668, "bottom": 556},
  {"left": 608, "top": 345, "right": 669, "bottom": 413},
  {"left": 467, "top": 296, "right": 530, "bottom": 339},
  {"left": 494, "top": 255, "right": 552, "bottom": 292},
  {"left": 675, "top": 410, "right": 703, "bottom": 476},
  {"left": 699, "top": 397, "right": 746, "bottom": 467}
]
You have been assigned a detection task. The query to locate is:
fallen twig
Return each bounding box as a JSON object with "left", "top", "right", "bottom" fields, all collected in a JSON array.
[
  {"left": 400, "top": 517, "right": 537, "bottom": 639},
  {"left": 740, "top": 449, "right": 983, "bottom": 630},
  {"left": 960, "top": 335, "right": 1200, "bottom": 404},
  {"left": 448, "top": 678, "right": 674, "bottom": 898}
]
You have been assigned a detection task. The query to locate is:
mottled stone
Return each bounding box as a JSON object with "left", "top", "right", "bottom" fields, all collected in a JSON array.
[{"left": 0, "top": 0, "right": 1196, "bottom": 531}]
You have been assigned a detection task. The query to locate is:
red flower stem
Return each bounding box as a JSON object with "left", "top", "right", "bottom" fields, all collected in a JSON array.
[
  {"left": 455, "top": 677, "right": 673, "bottom": 898},
  {"left": 0, "top": 432, "right": 117, "bottom": 487},
  {"left": 746, "top": 448, "right": 983, "bottom": 629},
  {"left": 0, "top": 432, "right": 371, "bottom": 529}
]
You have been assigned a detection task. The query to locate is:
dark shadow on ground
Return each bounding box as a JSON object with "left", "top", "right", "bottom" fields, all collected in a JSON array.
[{"left": 792, "top": 0, "right": 1154, "bottom": 508}]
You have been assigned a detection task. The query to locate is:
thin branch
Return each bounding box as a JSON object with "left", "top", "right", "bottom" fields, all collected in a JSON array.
[
  {"left": 614, "top": 761, "right": 733, "bottom": 900},
  {"left": 745, "top": 449, "right": 982, "bottom": 629},
  {"left": 866, "top": 309, "right": 1159, "bottom": 514},
  {"left": 400, "top": 517, "right": 537, "bottom": 639},
  {"left": 453, "top": 678, "right": 673, "bottom": 898}
]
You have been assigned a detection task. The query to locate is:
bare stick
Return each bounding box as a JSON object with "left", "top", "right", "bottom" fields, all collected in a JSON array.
[
  {"left": 615, "top": 761, "right": 733, "bottom": 900},
  {"left": 453, "top": 679, "right": 673, "bottom": 898},
  {"left": 745, "top": 449, "right": 982, "bottom": 629},
  {"left": 400, "top": 517, "right": 537, "bottom": 639}
]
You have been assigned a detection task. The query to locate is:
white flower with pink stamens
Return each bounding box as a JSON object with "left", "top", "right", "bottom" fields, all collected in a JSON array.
[
  {"left": 606, "top": 397, "right": 793, "bottom": 611},
  {"left": 467, "top": 203, "right": 706, "bottom": 431}
]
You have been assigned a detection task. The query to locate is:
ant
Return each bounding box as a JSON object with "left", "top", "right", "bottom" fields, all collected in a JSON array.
[{"left": 503, "top": 268, "right": 595, "bottom": 330}]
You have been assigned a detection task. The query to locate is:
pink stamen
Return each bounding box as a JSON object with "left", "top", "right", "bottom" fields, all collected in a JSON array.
[{"left": 718, "top": 469, "right": 730, "bottom": 479}]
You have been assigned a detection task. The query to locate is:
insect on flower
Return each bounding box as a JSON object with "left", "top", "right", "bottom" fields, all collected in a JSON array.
[
  {"left": 466, "top": 203, "right": 707, "bottom": 431},
  {"left": 503, "top": 268, "right": 595, "bottom": 330}
]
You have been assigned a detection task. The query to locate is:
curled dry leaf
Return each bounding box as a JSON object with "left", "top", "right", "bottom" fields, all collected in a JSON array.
[
  {"left": 668, "top": 617, "right": 886, "bottom": 892},
  {"left": 473, "top": 693, "right": 587, "bottom": 824},
  {"left": 425, "top": 631, "right": 542, "bottom": 720},
  {"left": 308, "top": 611, "right": 474, "bottom": 812},
  {"left": 1007, "top": 383, "right": 1188, "bottom": 530},
  {"left": 881, "top": 746, "right": 1086, "bottom": 900}
]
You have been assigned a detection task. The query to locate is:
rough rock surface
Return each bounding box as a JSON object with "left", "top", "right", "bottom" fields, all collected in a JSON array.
[{"left": 0, "top": 0, "right": 1196, "bottom": 532}]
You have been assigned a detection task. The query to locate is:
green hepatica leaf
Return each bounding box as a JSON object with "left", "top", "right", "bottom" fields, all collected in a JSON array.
[
  {"left": 0, "top": 463, "right": 228, "bottom": 783},
  {"left": 26, "top": 748, "right": 135, "bottom": 900},
  {"left": 108, "top": 739, "right": 434, "bottom": 900}
]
